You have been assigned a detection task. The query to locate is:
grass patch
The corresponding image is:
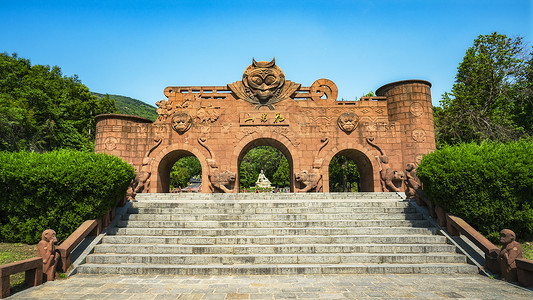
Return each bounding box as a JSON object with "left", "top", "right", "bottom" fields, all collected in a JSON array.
[
  {"left": 522, "top": 241, "right": 533, "bottom": 260},
  {"left": 0, "top": 242, "right": 39, "bottom": 288},
  {"left": 494, "top": 240, "right": 533, "bottom": 260}
]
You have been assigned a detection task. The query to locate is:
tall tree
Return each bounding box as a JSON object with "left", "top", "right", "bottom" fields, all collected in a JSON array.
[
  {"left": 435, "top": 33, "right": 532, "bottom": 147},
  {"left": 0, "top": 53, "right": 116, "bottom": 152}
]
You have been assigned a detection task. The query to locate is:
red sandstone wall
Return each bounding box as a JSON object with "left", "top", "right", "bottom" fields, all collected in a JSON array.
[{"left": 95, "top": 78, "right": 435, "bottom": 193}]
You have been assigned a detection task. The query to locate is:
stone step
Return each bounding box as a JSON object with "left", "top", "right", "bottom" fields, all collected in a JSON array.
[
  {"left": 79, "top": 193, "right": 478, "bottom": 276},
  {"left": 130, "top": 200, "right": 411, "bottom": 209},
  {"left": 102, "top": 234, "right": 447, "bottom": 245},
  {"left": 117, "top": 219, "right": 431, "bottom": 228},
  {"left": 127, "top": 206, "right": 417, "bottom": 215},
  {"left": 109, "top": 226, "right": 438, "bottom": 236},
  {"left": 93, "top": 243, "right": 457, "bottom": 254},
  {"left": 134, "top": 192, "right": 402, "bottom": 201},
  {"left": 77, "top": 263, "right": 478, "bottom": 275},
  {"left": 86, "top": 253, "right": 467, "bottom": 265},
  {"left": 122, "top": 212, "right": 424, "bottom": 221}
]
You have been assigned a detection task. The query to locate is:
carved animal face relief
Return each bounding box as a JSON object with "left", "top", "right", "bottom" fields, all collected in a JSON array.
[
  {"left": 337, "top": 112, "right": 359, "bottom": 133},
  {"left": 228, "top": 58, "right": 301, "bottom": 110},
  {"left": 244, "top": 59, "right": 284, "bottom": 102},
  {"left": 171, "top": 112, "right": 192, "bottom": 134}
]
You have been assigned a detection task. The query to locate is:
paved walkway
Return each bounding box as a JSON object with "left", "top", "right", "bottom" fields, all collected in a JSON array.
[{"left": 11, "top": 273, "right": 533, "bottom": 299}]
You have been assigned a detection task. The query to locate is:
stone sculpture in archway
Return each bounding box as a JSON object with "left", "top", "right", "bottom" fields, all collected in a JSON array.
[{"left": 95, "top": 58, "right": 436, "bottom": 193}]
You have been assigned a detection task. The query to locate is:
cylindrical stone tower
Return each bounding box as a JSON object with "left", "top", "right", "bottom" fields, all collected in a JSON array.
[
  {"left": 376, "top": 80, "right": 436, "bottom": 167},
  {"left": 95, "top": 114, "right": 154, "bottom": 169}
]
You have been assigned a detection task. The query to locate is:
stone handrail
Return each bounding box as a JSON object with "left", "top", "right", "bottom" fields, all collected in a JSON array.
[
  {"left": 440, "top": 210, "right": 532, "bottom": 287},
  {"left": 0, "top": 257, "right": 42, "bottom": 298},
  {"left": 445, "top": 214, "right": 500, "bottom": 255},
  {"left": 516, "top": 258, "right": 533, "bottom": 287},
  {"left": 415, "top": 189, "right": 532, "bottom": 286},
  {"left": 0, "top": 205, "right": 116, "bottom": 297},
  {"left": 56, "top": 219, "right": 100, "bottom": 273}
]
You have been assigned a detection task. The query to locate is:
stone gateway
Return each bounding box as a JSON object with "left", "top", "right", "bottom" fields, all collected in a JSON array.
[{"left": 95, "top": 59, "right": 436, "bottom": 193}]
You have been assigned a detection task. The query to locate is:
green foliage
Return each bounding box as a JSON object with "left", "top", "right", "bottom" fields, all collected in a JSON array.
[
  {"left": 435, "top": 33, "right": 532, "bottom": 147},
  {"left": 329, "top": 155, "right": 360, "bottom": 192},
  {"left": 169, "top": 156, "right": 202, "bottom": 189},
  {"left": 92, "top": 92, "right": 157, "bottom": 121},
  {"left": 170, "top": 166, "right": 190, "bottom": 189},
  {"left": 416, "top": 140, "right": 533, "bottom": 242},
  {"left": 272, "top": 157, "right": 290, "bottom": 188},
  {"left": 239, "top": 146, "right": 290, "bottom": 188},
  {"left": 0, "top": 150, "right": 135, "bottom": 244},
  {"left": 0, "top": 53, "right": 117, "bottom": 152}
]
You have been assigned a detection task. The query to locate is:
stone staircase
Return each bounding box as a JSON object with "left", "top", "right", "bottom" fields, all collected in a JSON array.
[{"left": 77, "top": 192, "right": 478, "bottom": 275}]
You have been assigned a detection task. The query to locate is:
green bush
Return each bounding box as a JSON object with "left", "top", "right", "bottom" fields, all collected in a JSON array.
[
  {"left": 0, "top": 150, "right": 135, "bottom": 244},
  {"left": 417, "top": 140, "right": 533, "bottom": 242}
]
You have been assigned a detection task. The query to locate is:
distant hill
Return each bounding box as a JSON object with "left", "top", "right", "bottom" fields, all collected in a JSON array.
[{"left": 92, "top": 92, "right": 158, "bottom": 122}]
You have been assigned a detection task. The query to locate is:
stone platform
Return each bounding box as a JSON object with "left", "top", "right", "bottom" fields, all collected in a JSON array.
[{"left": 12, "top": 273, "right": 533, "bottom": 299}]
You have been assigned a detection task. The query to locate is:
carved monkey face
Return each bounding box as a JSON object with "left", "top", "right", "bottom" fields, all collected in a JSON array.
[
  {"left": 500, "top": 229, "right": 515, "bottom": 245},
  {"left": 171, "top": 112, "right": 193, "bottom": 134},
  {"left": 42, "top": 229, "right": 57, "bottom": 243},
  {"left": 337, "top": 112, "right": 359, "bottom": 133},
  {"left": 243, "top": 59, "right": 285, "bottom": 103}
]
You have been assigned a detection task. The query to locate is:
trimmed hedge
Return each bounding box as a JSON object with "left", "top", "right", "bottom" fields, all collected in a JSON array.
[
  {"left": 0, "top": 150, "right": 135, "bottom": 244},
  {"left": 417, "top": 140, "right": 533, "bottom": 242}
]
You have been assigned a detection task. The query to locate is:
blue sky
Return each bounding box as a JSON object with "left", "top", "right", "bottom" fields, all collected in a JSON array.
[{"left": 1, "top": 0, "right": 531, "bottom": 107}]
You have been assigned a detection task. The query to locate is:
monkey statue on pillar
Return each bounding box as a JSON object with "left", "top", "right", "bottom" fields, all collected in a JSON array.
[
  {"left": 37, "top": 229, "right": 59, "bottom": 282},
  {"left": 498, "top": 229, "right": 523, "bottom": 282}
]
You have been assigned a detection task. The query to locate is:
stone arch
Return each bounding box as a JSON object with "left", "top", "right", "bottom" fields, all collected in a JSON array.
[
  {"left": 151, "top": 143, "right": 209, "bottom": 193},
  {"left": 232, "top": 133, "right": 297, "bottom": 192},
  {"left": 321, "top": 145, "right": 380, "bottom": 192}
]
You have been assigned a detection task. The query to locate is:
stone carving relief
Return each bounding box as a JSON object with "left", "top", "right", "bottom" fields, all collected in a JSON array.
[
  {"left": 239, "top": 128, "right": 257, "bottom": 141},
  {"left": 337, "top": 112, "right": 359, "bottom": 133},
  {"left": 156, "top": 99, "right": 172, "bottom": 122},
  {"left": 412, "top": 129, "right": 426, "bottom": 142},
  {"left": 405, "top": 163, "right": 421, "bottom": 198},
  {"left": 198, "top": 137, "right": 235, "bottom": 193},
  {"left": 360, "top": 117, "right": 397, "bottom": 133},
  {"left": 228, "top": 58, "right": 301, "bottom": 110},
  {"left": 171, "top": 112, "right": 193, "bottom": 134},
  {"left": 366, "top": 137, "right": 383, "bottom": 156},
  {"left": 273, "top": 127, "right": 300, "bottom": 147},
  {"left": 367, "top": 137, "right": 404, "bottom": 192},
  {"left": 195, "top": 105, "right": 220, "bottom": 124},
  {"left": 498, "top": 229, "right": 523, "bottom": 282},
  {"left": 410, "top": 102, "right": 424, "bottom": 117},
  {"left": 295, "top": 138, "right": 328, "bottom": 193},
  {"left": 38, "top": 229, "right": 59, "bottom": 282},
  {"left": 103, "top": 136, "right": 118, "bottom": 151},
  {"left": 295, "top": 169, "right": 321, "bottom": 193},
  {"left": 310, "top": 79, "right": 338, "bottom": 101},
  {"left": 127, "top": 138, "right": 162, "bottom": 200},
  {"left": 376, "top": 155, "right": 404, "bottom": 192},
  {"left": 152, "top": 124, "right": 170, "bottom": 140},
  {"left": 207, "top": 159, "right": 236, "bottom": 193}
]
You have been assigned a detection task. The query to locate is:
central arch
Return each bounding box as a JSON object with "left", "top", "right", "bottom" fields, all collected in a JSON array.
[
  {"left": 235, "top": 137, "right": 295, "bottom": 192},
  {"left": 323, "top": 147, "right": 377, "bottom": 192}
]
